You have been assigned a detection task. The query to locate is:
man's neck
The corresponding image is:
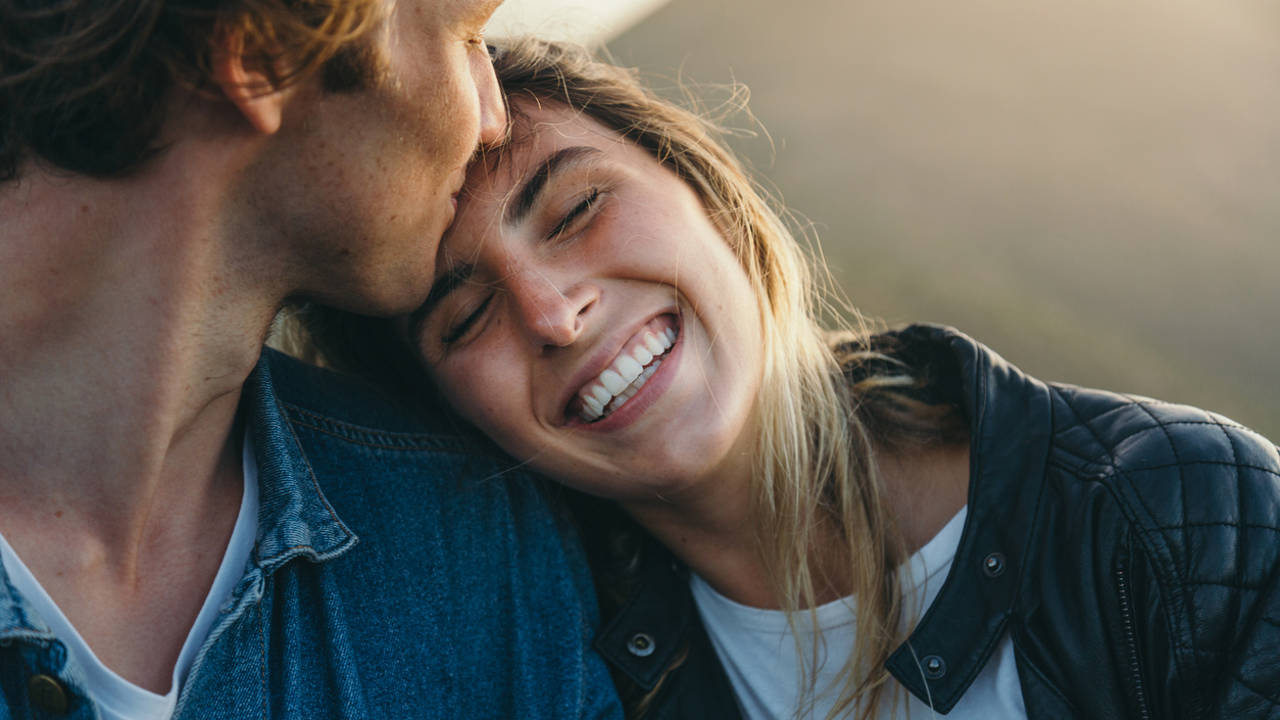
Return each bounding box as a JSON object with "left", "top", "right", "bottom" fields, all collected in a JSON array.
[
  {"left": 0, "top": 160, "right": 277, "bottom": 544},
  {"left": 0, "top": 152, "right": 285, "bottom": 690}
]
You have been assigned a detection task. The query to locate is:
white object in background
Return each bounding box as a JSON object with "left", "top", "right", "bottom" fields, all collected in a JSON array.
[{"left": 487, "top": 0, "right": 672, "bottom": 46}]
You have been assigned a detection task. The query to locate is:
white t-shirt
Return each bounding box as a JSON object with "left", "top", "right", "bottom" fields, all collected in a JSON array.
[
  {"left": 690, "top": 507, "right": 1027, "bottom": 719},
  {"left": 0, "top": 430, "right": 260, "bottom": 720}
]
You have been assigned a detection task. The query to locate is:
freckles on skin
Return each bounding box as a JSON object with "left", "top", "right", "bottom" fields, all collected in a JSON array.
[{"left": 417, "top": 102, "right": 766, "bottom": 501}]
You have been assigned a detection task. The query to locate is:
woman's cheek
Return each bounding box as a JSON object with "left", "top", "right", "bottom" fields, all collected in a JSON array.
[{"left": 447, "top": 356, "right": 517, "bottom": 436}]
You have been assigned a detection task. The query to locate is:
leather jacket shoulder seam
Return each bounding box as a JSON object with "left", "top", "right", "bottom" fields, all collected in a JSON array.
[{"left": 1051, "top": 387, "right": 1120, "bottom": 470}]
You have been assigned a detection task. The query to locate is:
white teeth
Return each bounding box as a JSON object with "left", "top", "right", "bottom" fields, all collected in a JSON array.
[
  {"left": 615, "top": 356, "right": 643, "bottom": 383},
  {"left": 574, "top": 325, "right": 679, "bottom": 423},
  {"left": 600, "top": 369, "right": 627, "bottom": 395},
  {"left": 590, "top": 385, "right": 612, "bottom": 406},
  {"left": 644, "top": 334, "right": 666, "bottom": 355}
]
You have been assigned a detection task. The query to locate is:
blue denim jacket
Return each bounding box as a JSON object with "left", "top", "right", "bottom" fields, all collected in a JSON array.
[{"left": 0, "top": 349, "right": 624, "bottom": 719}]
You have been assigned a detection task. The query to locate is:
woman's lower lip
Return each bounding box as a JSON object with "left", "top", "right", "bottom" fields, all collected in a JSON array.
[{"left": 568, "top": 326, "right": 682, "bottom": 432}]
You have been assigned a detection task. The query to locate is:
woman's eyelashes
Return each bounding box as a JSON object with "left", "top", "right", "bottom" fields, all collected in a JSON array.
[
  {"left": 442, "top": 292, "right": 494, "bottom": 345},
  {"left": 547, "top": 187, "right": 603, "bottom": 241},
  {"left": 437, "top": 184, "right": 609, "bottom": 350}
]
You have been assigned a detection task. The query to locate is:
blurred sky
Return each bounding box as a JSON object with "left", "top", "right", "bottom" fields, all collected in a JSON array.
[
  {"left": 482, "top": 0, "right": 1280, "bottom": 439},
  {"left": 595, "top": 0, "right": 1279, "bottom": 439},
  {"left": 487, "top": 0, "right": 670, "bottom": 45}
]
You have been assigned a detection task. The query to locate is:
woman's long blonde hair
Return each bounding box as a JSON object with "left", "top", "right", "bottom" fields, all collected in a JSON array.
[{"left": 485, "top": 38, "right": 927, "bottom": 719}]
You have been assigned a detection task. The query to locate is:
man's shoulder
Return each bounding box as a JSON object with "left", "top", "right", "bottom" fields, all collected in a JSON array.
[
  {"left": 183, "top": 355, "right": 621, "bottom": 720},
  {"left": 256, "top": 346, "right": 551, "bottom": 535},
  {"left": 266, "top": 345, "right": 504, "bottom": 456},
  {"left": 262, "top": 343, "right": 448, "bottom": 430}
]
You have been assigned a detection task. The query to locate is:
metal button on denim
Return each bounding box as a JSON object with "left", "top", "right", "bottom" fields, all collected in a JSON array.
[
  {"left": 627, "top": 632, "right": 655, "bottom": 657},
  {"left": 28, "top": 674, "right": 68, "bottom": 714}
]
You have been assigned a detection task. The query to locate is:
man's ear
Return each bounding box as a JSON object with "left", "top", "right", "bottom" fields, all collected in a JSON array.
[{"left": 210, "top": 29, "right": 291, "bottom": 135}]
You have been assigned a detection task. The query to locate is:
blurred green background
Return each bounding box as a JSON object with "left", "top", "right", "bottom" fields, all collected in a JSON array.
[{"left": 601, "top": 0, "right": 1279, "bottom": 439}]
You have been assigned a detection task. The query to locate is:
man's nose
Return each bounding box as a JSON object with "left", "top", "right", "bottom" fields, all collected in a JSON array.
[
  {"left": 509, "top": 271, "right": 599, "bottom": 350},
  {"left": 474, "top": 48, "right": 507, "bottom": 146}
]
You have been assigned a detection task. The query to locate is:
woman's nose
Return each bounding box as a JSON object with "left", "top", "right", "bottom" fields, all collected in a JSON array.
[{"left": 509, "top": 271, "right": 598, "bottom": 350}]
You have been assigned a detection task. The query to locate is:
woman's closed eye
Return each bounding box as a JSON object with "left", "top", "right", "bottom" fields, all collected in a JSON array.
[
  {"left": 547, "top": 187, "right": 602, "bottom": 241},
  {"left": 442, "top": 292, "right": 494, "bottom": 345}
]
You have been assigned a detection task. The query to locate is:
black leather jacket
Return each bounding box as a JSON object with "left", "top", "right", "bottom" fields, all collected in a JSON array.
[{"left": 586, "top": 325, "right": 1280, "bottom": 719}]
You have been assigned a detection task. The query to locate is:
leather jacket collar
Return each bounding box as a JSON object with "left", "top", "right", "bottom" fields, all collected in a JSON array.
[{"left": 884, "top": 324, "right": 1054, "bottom": 711}]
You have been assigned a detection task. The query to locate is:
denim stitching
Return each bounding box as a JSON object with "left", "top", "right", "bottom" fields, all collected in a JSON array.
[
  {"left": 286, "top": 417, "right": 470, "bottom": 453},
  {"left": 257, "top": 598, "right": 267, "bottom": 720},
  {"left": 281, "top": 402, "right": 473, "bottom": 452},
  {"left": 279, "top": 399, "right": 354, "bottom": 539}
]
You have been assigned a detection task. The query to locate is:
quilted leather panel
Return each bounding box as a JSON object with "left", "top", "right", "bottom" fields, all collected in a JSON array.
[
  {"left": 1049, "top": 385, "right": 1280, "bottom": 718},
  {"left": 886, "top": 326, "right": 1280, "bottom": 719}
]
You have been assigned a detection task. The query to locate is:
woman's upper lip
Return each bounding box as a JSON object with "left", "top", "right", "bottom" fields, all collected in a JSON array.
[{"left": 554, "top": 307, "right": 677, "bottom": 426}]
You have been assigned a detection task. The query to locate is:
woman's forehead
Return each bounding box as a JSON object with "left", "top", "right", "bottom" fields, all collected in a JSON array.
[
  {"left": 472, "top": 100, "right": 624, "bottom": 187},
  {"left": 447, "top": 104, "right": 605, "bottom": 249}
]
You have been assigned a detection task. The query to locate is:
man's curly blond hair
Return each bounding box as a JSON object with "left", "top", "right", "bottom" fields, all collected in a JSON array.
[{"left": 1, "top": 0, "right": 385, "bottom": 182}]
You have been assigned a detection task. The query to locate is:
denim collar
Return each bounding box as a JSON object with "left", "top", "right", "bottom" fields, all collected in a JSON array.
[
  {"left": 0, "top": 567, "right": 56, "bottom": 642},
  {"left": 243, "top": 349, "right": 359, "bottom": 574}
]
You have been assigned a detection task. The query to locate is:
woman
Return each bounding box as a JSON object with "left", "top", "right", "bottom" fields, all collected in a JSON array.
[{"left": 298, "top": 39, "right": 1280, "bottom": 719}]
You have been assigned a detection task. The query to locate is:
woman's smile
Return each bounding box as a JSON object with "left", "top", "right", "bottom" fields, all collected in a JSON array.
[
  {"left": 565, "top": 313, "right": 679, "bottom": 426},
  {"left": 415, "top": 98, "right": 765, "bottom": 500},
  {"left": 566, "top": 314, "right": 682, "bottom": 429}
]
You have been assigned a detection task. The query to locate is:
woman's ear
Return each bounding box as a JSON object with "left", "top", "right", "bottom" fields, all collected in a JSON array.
[{"left": 210, "top": 28, "right": 292, "bottom": 135}]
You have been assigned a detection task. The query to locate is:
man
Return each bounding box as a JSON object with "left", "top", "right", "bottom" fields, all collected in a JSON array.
[{"left": 0, "top": 1, "right": 622, "bottom": 717}]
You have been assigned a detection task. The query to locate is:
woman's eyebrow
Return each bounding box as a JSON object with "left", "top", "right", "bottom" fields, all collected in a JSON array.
[
  {"left": 409, "top": 262, "right": 475, "bottom": 339},
  {"left": 505, "top": 145, "right": 603, "bottom": 226}
]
